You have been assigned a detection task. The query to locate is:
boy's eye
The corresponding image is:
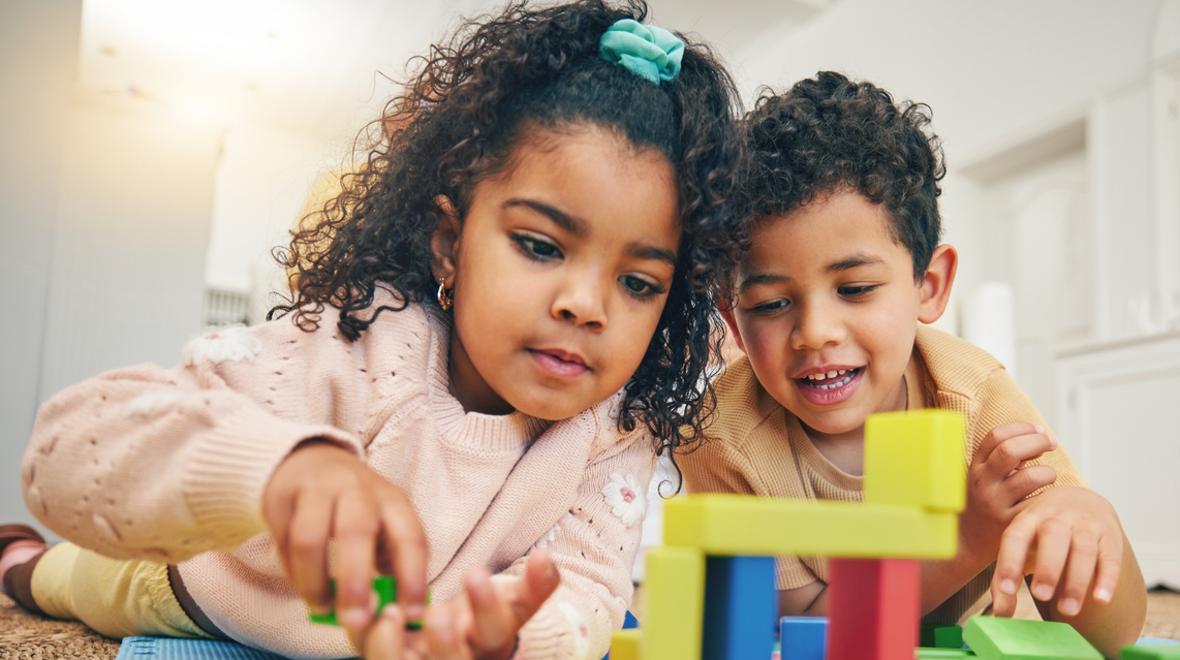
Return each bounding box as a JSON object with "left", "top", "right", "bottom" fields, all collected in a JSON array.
[
  {"left": 838, "top": 285, "right": 878, "bottom": 298},
  {"left": 512, "top": 233, "right": 562, "bottom": 261},
  {"left": 750, "top": 299, "right": 789, "bottom": 314},
  {"left": 620, "top": 275, "right": 663, "bottom": 298}
]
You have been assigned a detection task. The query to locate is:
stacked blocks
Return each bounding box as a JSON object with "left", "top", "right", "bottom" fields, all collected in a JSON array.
[
  {"left": 779, "top": 617, "right": 827, "bottom": 660},
  {"left": 611, "top": 409, "right": 967, "bottom": 659}
]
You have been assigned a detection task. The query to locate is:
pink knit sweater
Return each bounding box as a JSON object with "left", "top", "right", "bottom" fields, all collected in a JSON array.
[{"left": 22, "top": 292, "right": 656, "bottom": 659}]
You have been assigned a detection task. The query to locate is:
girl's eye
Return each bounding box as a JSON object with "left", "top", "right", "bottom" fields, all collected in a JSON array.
[
  {"left": 750, "top": 299, "right": 789, "bottom": 314},
  {"left": 620, "top": 275, "right": 663, "bottom": 299},
  {"left": 838, "top": 284, "right": 879, "bottom": 298},
  {"left": 512, "top": 233, "right": 562, "bottom": 261}
]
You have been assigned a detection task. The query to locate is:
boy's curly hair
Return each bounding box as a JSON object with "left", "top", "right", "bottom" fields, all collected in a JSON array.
[
  {"left": 742, "top": 70, "right": 945, "bottom": 277},
  {"left": 270, "top": 0, "right": 744, "bottom": 456}
]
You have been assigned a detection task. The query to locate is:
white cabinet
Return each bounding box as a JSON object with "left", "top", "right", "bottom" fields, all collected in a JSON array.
[{"left": 1056, "top": 331, "right": 1180, "bottom": 589}]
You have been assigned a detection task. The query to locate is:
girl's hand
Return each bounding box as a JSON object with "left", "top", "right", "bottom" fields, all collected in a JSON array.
[
  {"left": 262, "top": 440, "right": 429, "bottom": 650},
  {"left": 961, "top": 423, "right": 1058, "bottom": 558},
  {"left": 991, "top": 486, "right": 1124, "bottom": 618},
  {"left": 364, "top": 551, "right": 560, "bottom": 660}
]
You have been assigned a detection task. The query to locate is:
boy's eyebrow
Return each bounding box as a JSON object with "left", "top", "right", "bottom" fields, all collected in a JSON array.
[
  {"left": 827, "top": 253, "right": 885, "bottom": 272},
  {"left": 739, "top": 272, "right": 788, "bottom": 292},
  {"left": 504, "top": 198, "right": 585, "bottom": 236}
]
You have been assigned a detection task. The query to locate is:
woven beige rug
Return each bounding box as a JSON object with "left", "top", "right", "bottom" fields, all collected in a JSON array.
[{"left": 2, "top": 591, "right": 1178, "bottom": 658}]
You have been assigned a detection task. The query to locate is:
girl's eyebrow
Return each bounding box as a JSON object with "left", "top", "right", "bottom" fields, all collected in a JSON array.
[{"left": 506, "top": 197, "right": 677, "bottom": 267}]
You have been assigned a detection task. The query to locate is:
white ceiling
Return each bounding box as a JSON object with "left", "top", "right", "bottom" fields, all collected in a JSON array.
[{"left": 78, "top": 0, "right": 832, "bottom": 138}]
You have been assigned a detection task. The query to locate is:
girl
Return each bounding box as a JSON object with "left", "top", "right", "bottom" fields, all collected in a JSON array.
[{"left": 0, "top": 1, "right": 743, "bottom": 657}]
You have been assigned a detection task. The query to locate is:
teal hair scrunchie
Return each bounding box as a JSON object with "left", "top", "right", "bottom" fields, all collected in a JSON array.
[{"left": 598, "top": 18, "right": 684, "bottom": 85}]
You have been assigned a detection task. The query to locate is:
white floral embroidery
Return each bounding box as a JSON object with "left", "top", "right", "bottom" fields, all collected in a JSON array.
[
  {"left": 557, "top": 602, "right": 591, "bottom": 660},
  {"left": 124, "top": 390, "right": 185, "bottom": 417},
  {"left": 535, "top": 523, "right": 560, "bottom": 550},
  {"left": 602, "top": 472, "right": 645, "bottom": 527},
  {"left": 184, "top": 326, "right": 261, "bottom": 365}
]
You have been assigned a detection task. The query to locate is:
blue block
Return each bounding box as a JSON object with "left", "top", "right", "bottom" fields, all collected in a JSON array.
[
  {"left": 779, "top": 616, "right": 827, "bottom": 660},
  {"left": 703, "top": 556, "right": 777, "bottom": 660}
]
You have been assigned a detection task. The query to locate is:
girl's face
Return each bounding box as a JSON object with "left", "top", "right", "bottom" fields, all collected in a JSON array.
[{"left": 431, "top": 125, "right": 681, "bottom": 419}]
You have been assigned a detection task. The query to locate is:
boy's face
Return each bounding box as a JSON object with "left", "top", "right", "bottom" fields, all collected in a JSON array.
[{"left": 723, "top": 189, "right": 955, "bottom": 438}]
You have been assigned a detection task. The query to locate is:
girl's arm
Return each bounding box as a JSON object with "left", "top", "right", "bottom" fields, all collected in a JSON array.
[
  {"left": 21, "top": 320, "right": 370, "bottom": 564},
  {"left": 494, "top": 428, "right": 657, "bottom": 659}
]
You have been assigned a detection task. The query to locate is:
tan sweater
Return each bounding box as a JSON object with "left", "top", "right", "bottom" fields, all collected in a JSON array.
[
  {"left": 679, "top": 326, "right": 1083, "bottom": 624},
  {"left": 22, "top": 290, "right": 655, "bottom": 659}
]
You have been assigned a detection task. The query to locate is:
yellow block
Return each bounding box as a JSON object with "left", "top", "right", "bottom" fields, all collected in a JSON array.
[
  {"left": 610, "top": 629, "right": 641, "bottom": 660},
  {"left": 641, "top": 547, "right": 705, "bottom": 659},
  {"left": 864, "top": 409, "right": 966, "bottom": 513},
  {"left": 663, "top": 495, "right": 958, "bottom": 559}
]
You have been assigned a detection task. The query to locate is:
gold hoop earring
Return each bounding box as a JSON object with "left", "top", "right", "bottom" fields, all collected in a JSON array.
[{"left": 436, "top": 281, "right": 454, "bottom": 311}]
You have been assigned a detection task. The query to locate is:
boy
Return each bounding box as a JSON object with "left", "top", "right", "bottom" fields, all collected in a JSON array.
[{"left": 681, "top": 71, "right": 1145, "bottom": 656}]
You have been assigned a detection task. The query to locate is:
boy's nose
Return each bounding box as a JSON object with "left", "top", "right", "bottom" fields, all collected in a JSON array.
[{"left": 789, "top": 305, "right": 845, "bottom": 350}]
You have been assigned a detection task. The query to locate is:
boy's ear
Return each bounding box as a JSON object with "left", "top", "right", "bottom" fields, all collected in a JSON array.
[
  {"left": 917, "top": 243, "right": 958, "bottom": 324},
  {"left": 430, "top": 195, "right": 462, "bottom": 285},
  {"left": 718, "top": 304, "right": 747, "bottom": 354}
]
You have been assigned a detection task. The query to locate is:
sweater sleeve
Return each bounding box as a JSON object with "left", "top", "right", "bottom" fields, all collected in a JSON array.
[
  {"left": 21, "top": 320, "right": 366, "bottom": 564},
  {"left": 505, "top": 429, "right": 656, "bottom": 660}
]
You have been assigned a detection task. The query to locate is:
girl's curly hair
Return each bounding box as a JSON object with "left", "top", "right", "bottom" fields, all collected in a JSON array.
[
  {"left": 742, "top": 70, "right": 945, "bottom": 278},
  {"left": 270, "top": 0, "right": 744, "bottom": 457}
]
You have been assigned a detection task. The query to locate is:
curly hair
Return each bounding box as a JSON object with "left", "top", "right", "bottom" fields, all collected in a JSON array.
[
  {"left": 742, "top": 70, "right": 945, "bottom": 278},
  {"left": 270, "top": 0, "right": 744, "bottom": 457}
]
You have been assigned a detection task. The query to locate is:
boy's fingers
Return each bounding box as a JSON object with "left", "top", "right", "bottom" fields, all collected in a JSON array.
[
  {"left": 465, "top": 568, "right": 515, "bottom": 652},
  {"left": 379, "top": 496, "right": 430, "bottom": 620},
  {"left": 1091, "top": 532, "right": 1124, "bottom": 605},
  {"left": 334, "top": 492, "right": 380, "bottom": 634},
  {"left": 1001, "top": 465, "right": 1057, "bottom": 505},
  {"left": 1028, "top": 519, "right": 1071, "bottom": 604},
  {"left": 285, "top": 491, "right": 335, "bottom": 613},
  {"left": 975, "top": 423, "right": 1041, "bottom": 465},
  {"left": 363, "top": 605, "right": 406, "bottom": 660},
  {"left": 983, "top": 433, "right": 1055, "bottom": 479},
  {"left": 1056, "top": 530, "right": 1099, "bottom": 618},
  {"left": 992, "top": 512, "right": 1039, "bottom": 616}
]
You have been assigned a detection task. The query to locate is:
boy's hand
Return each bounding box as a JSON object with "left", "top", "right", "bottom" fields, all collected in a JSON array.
[
  {"left": 991, "top": 486, "right": 1123, "bottom": 618},
  {"left": 961, "top": 423, "right": 1058, "bottom": 556},
  {"left": 363, "top": 551, "right": 561, "bottom": 659},
  {"left": 262, "top": 440, "right": 429, "bottom": 649}
]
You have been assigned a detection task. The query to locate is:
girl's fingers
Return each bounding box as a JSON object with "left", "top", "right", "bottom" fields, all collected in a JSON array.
[
  {"left": 334, "top": 491, "right": 380, "bottom": 635},
  {"left": 364, "top": 605, "right": 407, "bottom": 660},
  {"left": 465, "top": 567, "right": 515, "bottom": 652},
  {"left": 1028, "top": 519, "right": 1072, "bottom": 605},
  {"left": 992, "top": 511, "right": 1040, "bottom": 617},
  {"left": 1055, "top": 529, "right": 1099, "bottom": 618},
  {"left": 1091, "top": 532, "right": 1124, "bottom": 606},
  {"left": 425, "top": 605, "right": 469, "bottom": 660},
  {"left": 379, "top": 496, "right": 430, "bottom": 621},
  {"left": 1000, "top": 465, "right": 1057, "bottom": 506},
  {"left": 511, "top": 551, "right": 561, "bottom": 624},
  {"left": 284, "top": 490, "right": 336, "bottom": 614}
]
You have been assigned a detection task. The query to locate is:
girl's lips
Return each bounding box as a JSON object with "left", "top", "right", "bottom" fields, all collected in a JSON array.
[
  {"left": 528, "top": 349, "right": 589, "bottom": 378},
  {"left": 794, "top": 367, "right": 863, "bottom": 406}
]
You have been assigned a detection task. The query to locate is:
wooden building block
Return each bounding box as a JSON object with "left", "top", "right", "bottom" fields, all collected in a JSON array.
[
  {"left": 779, "top": 616, "right": 827, "bottom": 660},
  {"left": 921, "top": 625, "right": 964, "bottom": 649},
  {"left": 864, "top": 410, "right": 966, "bottom": 513},
  {"left": 664, "top": 495, "right": 957, "bottom": 559},
  {"left": 609, "top": 629, "right": 641, "bottom": 660},
  {"left": 702, "top": 556, "right": 776, "bottom": 660},
  {"left": 827, "top": 558, "right": 920, "bottom": 660},
  {"left": 1121, "top": 642, "right": 1180, "bottom": 659},
  {"left": 963, "top": 616, "right": 1101, "bottom": 659},
  {"left": 641, "top": 547, "right": 705, "bottom": 660}
]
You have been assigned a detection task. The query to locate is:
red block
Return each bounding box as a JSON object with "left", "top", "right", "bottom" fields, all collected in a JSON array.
[{"left": 827, "top": 558, "right": 920, "bottom": 660}]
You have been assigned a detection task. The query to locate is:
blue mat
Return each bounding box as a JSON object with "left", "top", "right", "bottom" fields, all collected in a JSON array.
[{"left": 116, "top": 637, "right": 285, "bottom": 660}]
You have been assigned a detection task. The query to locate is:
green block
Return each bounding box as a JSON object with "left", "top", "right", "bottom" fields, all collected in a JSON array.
[
  {"left": 963, "top": 616, "right": 1101, "bottom": 659},
  {"left": 865, "top": 409, "right": 966, "bottom": 513},
  {"left": 1122, "top": 643, "right": 1180, "bottom": 659},
  {"left": 922, "top": 625, "right": 964, "bottom": 648},
  {"left": 917, "top": 649, "right": 975, "bottom": 658},
  {"left": 308, "top": 576, "right": 423, "bottom": 630}
]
